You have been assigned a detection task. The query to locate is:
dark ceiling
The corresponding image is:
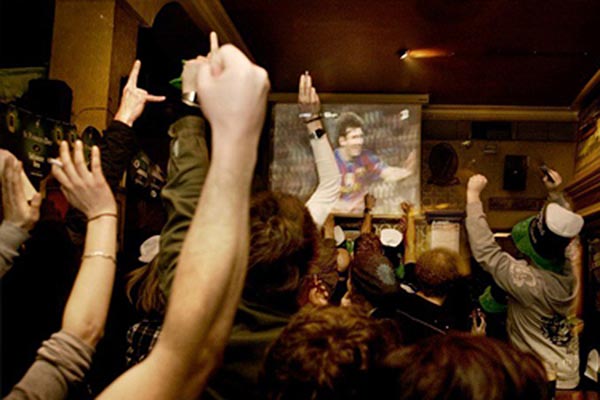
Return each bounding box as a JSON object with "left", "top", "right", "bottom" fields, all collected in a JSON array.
[
  {"left": 220, "top": 0, "right": 600, "bottom": 107},
  {"left": 2, "top": 0, "right": 600, "bottom": 108}
]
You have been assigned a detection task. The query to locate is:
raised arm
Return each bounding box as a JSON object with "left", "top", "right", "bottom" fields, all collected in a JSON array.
[
  {"left": 402, "top": 202, "right": 417, "bottom": 265},
  {"left": 360, "top": 193, "right": 376, "bottom": 234},
  {"left": 6, "top": 141, "right": 117, "bottom": 399},
  {"left": 380, "top": 150, "right": 416, "bottom": 182},
  {"left": 0, "top": 152, "right": 41, "bottom": 277},
  {"left": 53, "top": 141, "right": 118, "bottom": 346},
  {"left": 98, "top": 38, "right": 270, "bottom": 400},
  {"left": 100, "top": 60, "right": 165, "bottom": 191},
  {"left": 299, "top": 72, "right": 341, "bottom": 228},
  {"left": 465, "top": 174, "right": 542, "bottom": 304},
  {"left": 541, "top": 167, "right": 572, "bottom": 209}
]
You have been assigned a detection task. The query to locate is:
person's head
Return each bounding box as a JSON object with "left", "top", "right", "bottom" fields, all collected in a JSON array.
[
  {"left": 262, "top": 304, "right": 399, "bottom": 400},
  {"left": 246, "top": 191, "right": 319, "bottom": 312},
  {"left": 336, "top": 112, "right": 365, "bottom": 159},
  {"left": 353, "top": 232, "right": 383, "bottom": 257},
  {"left": 378, "top": 333, "right": 549, "bottom": 400},
  {"left": 415, "top": 248, "right": 462, "bottom": 298},
  {"left": 511, "top": 203, "right": 584, "bottom": 273},
  {"left": 343, "top": 251, "right": 398, "bottom": 309}
]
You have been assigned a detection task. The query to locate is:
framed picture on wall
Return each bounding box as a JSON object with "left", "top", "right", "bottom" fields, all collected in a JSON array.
[{"left": 270, "top": 103, "right": 421, "bottom": 216}]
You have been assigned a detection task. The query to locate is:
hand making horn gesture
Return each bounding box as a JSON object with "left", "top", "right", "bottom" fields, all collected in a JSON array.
[{"left": 114, "top": 60, "right": 166, "bottom": 127}]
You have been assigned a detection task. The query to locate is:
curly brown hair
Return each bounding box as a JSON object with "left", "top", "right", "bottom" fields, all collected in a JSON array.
[
  {"left": 380, "top": 333, "right": 549, "bottom": 400},
  {"left": 124, "top": 256, "right": 166, "bottom": 315},
  {"left": 262, "top": 304, "right": 400, "bottom": 400},
  {"left": 414, "top": 248, "right": 462, "bottom": 297}
]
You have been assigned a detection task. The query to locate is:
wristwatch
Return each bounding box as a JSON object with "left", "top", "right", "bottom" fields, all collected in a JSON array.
[{"left": 308, "top": 128, "right": 326, "bottom": 140}]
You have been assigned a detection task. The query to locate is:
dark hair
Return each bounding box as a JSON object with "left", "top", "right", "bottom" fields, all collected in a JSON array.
[
  {"left": 353, "top": 232, "right": 382, "bottom": 257},
  {"left": 336, "top": 112, "right": 364, "bottom": 142},
  {"left": 378, "top": 333, "right": 549, "bottom": 400},
  {"left": 415, "top": 248, "right": 462, "bottom": 297},
  {"left": 245, "top": 191, "right": 319, "bottom": 313},
  {"left": 262, "top": 304, "right": 400, "bottom": 400}
]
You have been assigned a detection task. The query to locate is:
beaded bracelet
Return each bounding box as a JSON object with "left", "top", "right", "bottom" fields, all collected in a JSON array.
[
  {"left": 88, "top": 212, "right": 118, "bottom": 222},
  {"left": 82, "top": 251, "right": 116, "bottom": 263}
]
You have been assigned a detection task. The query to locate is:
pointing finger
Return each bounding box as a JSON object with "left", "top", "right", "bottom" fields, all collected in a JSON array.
[
  {"left": 126, "top": 60, "right": 141, "bottom": 88},
  {"left": 146, "top": 94, "right": 166, "bottom": 102},
  {"left": 210, "top": 31, "right": 219, "bottom": 55}
]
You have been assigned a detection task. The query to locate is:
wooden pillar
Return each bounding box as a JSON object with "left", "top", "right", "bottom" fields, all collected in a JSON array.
[{"left": 49, "top": 0, "right": 141, "bottom": 131}]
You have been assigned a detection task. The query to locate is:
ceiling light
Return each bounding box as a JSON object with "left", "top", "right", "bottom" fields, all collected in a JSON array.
[
  {"left": 396, "top": 47, "right": 454, "bottom": 60},
  {"left": 407, "top": 48, "right": 454, "bottom": 58},
  {"left": 396, "top": 48, "right": 409, "bottom": 60}
]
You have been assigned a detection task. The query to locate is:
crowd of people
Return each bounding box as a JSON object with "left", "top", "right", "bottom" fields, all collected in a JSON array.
[{"left": 0, "top": 32, "right": 589, "bottom": 399}]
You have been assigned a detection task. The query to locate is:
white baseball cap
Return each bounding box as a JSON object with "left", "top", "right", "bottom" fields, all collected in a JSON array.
[
  {"left": 333, "top": 225, "right": 346, "bottom": 247},
  {"left": 380, "top": 228, "right": 403, "bottom": 247},
  {"left": 139, "top": 235, "right": 160, "bottom": 263}
]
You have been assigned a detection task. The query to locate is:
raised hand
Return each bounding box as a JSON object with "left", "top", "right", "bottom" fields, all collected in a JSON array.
[
  {"left": 2, "top": 156, "right": 41, "bottom": 231},
  {"left": 298, "top": 71, "right": 320, "bottom": 121},
  {"left": 114, "top": 60, "right": 166, "bottom": 127},
  {"left": 467, "top": 174, "right": 488, "bottom": 203},
  {"left": 541, "top": 167, "right": 562, "bottom": 190},
  {"left": 51, "top": 141, "right": 116, "bottom": 219},
  {"left": 364, "top": 193, "right": 376, "bottom": 210},
  {"left": 470, "top": 308, "right": 487, "bottom": 336},
  {"left": 194, "top": 44, "right": 270, "bottom": 145}
]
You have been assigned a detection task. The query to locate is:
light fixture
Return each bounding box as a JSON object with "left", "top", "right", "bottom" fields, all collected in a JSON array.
[
  {"left": 407, "top": 48, "right": 454, "bottom": 58},
  {"left": 396, "top": 47, "right": 454, "bottom": 60},
  {"left": 396, "top": 48, "right": 409, "bottom": 60}
]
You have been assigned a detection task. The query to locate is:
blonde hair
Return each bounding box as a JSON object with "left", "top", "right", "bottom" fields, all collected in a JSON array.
[{"left": 124, "top": 256, "right": 166, "bottom": 315}]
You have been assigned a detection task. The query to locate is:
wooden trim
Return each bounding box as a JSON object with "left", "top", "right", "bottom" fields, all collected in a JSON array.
[
  {"left": 191, "top": 0, "right": 254, "bottom": 61},
  {"left": 571, "top": 68, "right": 600, "bottom": 110},
  {"left": 268, "top": 93, "right": 430, "bottom": 104},
  {"left": 422, "top": 105, "right": 578, "bottom": 122},
  {"left": 565, "top": 165, "right": 600, "bottom": 218}
]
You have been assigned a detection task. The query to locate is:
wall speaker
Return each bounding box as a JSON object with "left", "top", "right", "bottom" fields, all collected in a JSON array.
[
  {"left": 503, "top": 155, "right": 528, "bottom": 191},
  {"left": 17, "top": 79, "right": 73, "bottom": 122}
]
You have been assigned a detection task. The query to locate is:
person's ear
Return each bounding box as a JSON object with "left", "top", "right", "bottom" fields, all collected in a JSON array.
[
  {"left": 308, "top": 287, "right": 329, "bottom": 306},
  {"left": 338, "top": 135, "right": 347, "bottom": 147}
]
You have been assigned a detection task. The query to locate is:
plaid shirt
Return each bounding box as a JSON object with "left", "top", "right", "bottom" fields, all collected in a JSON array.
[{"left": 125, "top": 318, "right": 162, "bottom": 367}]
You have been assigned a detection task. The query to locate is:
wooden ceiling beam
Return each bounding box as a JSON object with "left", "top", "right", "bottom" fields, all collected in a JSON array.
[
  {"left": 124, "top": 0, "right": 254, "bottom": 60},
  {"left": 422, "top": 105, "right": 577, "bottom": 122}
]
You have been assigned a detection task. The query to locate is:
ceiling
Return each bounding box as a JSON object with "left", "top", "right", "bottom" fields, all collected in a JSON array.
[
  {"left": 2, "top": 0, "right": 600, "bottom": 109},
  {"left": 218, "top": 0, "right": 600, "bottom": 107}
]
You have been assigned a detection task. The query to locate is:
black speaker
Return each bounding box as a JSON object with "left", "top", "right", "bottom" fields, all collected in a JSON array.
[
  {"left": 16, "top": 79, "right": 73, "bottom": 122},
  {"left": 503, "top": 155, "right": 528, "bottom": 191}
]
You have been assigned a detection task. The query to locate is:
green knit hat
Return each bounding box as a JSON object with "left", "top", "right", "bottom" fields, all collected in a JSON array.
[
  {"left": 478, "top": 285, "right": 507, "bottom": 313},
  {"left": 511, "top": 216, "right": 562, "bottom": 273},
  {"left": 512, "top": 203, "right": 584, "bottom": 273}
]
